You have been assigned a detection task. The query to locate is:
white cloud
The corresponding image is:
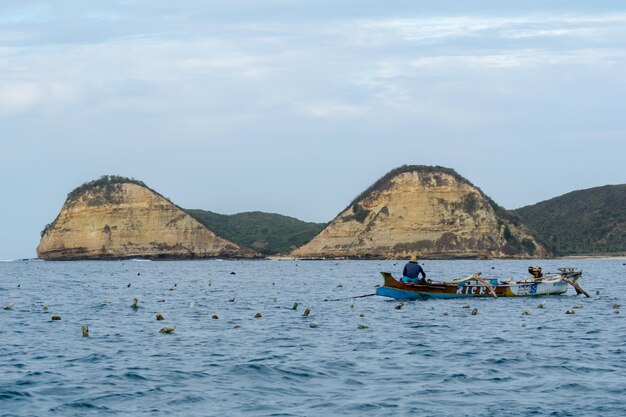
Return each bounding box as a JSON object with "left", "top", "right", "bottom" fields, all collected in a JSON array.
[
  {"left": 300, "top": 102, "right": 366, "bottom": 119},
  {"left": 341, "top": 14, "right": 626, "bottom": 45},
  {"left": 0, "top": 82, "right": 81, "bottom": 116},
  {"left": 0, "top": 83, "right": 41, "bottom": 114}
]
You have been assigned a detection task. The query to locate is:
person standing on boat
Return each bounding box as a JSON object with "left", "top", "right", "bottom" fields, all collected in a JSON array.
[{"left": 401, "top": 255, "right": 427, "bottom": 284}]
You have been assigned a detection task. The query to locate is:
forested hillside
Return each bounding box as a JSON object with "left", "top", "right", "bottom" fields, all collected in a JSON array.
[
  {"left": 186, "top": 210, "right": 326, "bottom": 255},
  {"left": 514, "top": 185, "right": 626, "bottom": 255}
]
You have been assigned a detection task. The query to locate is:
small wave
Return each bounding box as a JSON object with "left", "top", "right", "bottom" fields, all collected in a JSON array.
[
  {"left": 123, "top": 372, "right": 149, "bottom": 381},
  {"left": 50, "top": 402, "right": 112, "bottom": 412},
  {"left": 167, "top": 394, "right": 205, "bottom": 405},
  {"left": 67, "top": 353, "right": 112, "bottom": 364},
  {"left": 0, "top": 258, "right": 38, "bottom": 262},
  {"left": 0, "top": 390, "right": 32, "bottom": 400}
]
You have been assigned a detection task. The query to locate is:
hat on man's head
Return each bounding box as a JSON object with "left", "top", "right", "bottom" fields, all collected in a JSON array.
[{"left": 410, "top": 255, "right": 417, "bottom": 262}]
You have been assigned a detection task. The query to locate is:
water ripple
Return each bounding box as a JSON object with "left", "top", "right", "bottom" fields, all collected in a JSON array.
[{"left": 1, "top": 259, "right": 625, "bottom": 416}]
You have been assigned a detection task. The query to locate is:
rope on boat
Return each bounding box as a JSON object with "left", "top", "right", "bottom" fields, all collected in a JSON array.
[{"left": 324, "top": 293, "right": 377, "bottom": 302}]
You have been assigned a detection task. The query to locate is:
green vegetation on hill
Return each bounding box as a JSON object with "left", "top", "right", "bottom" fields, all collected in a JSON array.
[
  {"left": 513, "top": 185, "right": 626, "bottom": 255},
  {"left": 186, "top": 209, "right": 326, "bottom": 255},
  {"left": 67, "top": 175, "right": 147, "bottom": 200},
  {"left": 41, "top": 175, "right": 159, "bottom": 238},
  {"left": 349, "top": 165, "right": 466, "bottom": 207},
  {"left": 349, "top": 164, "right": 522, "bottom": 225}
]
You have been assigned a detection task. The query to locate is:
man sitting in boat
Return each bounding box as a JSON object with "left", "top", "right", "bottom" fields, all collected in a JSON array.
[{"left": 401, "top": 255, "right": 427, "bottom": 284}]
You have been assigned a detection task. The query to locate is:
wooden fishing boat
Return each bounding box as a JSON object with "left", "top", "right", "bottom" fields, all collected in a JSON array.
[{"left": 376, "top": 267, "right": 586, "bottom": 299}]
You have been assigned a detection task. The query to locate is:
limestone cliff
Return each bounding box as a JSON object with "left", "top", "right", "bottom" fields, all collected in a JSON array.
[
  {"left": 291, "top": 166, "right": 550, "bottom": 259},
  {"left": 37, "top": 177, "right": 254, "bottom": 260}
]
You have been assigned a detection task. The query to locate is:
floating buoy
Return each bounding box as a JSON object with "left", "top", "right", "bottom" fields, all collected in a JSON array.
[
  {"left": 309, "top": 322, "right": 319, "bottom": 328},
  {"left": 303, "top": 308, "right": 310, "bottom": 317},
  {"left": 211, "top": 314, "right": 218, "bottom": 320},
  {"left": 130, "top": 298, "right": 139, "bottom": 310},
  {"left": 229, "top": 297, "right": 236, "bottom": 302},
  {"left": 565, "top": 310, "right": 575, "bottom": 314},
  {"left": 3, "top": 301, "right": 16, "bottom": 310},
  {"left": 51, "top": 315, "right": 61, "bottom": 320},
  {"left": 159, "top": 325, "right": 176, "bottom": 334},
  {"left": 471, "top": 308, "right": 478, "bottom": 315},
  {"left": 395, "top": 302, "right": 404, "bottom": 310},
  {"left": 82, "top": 324, "right": 89, "bottom": 337},
  {"left": 357, "top": 324, "right": 369, "bottom": 329},
  {"left": 254, "top": 312, "right": 262, "bottom": 318},
  {"left": 291, "top": 302, "right": 298, "bottom": 310}
]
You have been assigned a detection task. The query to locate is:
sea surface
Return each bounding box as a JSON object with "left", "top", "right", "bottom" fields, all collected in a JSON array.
[{"left": 1, "top": 259, "right": 625, "bottom": 417}]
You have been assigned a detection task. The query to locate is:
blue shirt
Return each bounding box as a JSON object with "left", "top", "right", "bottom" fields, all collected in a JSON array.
[{"left": 403, "top": 262, "right": 426, "bottom": 279}]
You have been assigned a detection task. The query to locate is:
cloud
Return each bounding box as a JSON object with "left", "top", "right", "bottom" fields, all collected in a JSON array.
[
  {"left": 344, "top": 14, "right": 626, "bottom": 44},
  {"left": 0, "top": 83, "right": 41, "bottom": 114},
  {"left": 0, "top": 82, "right": 81, "bottom": 116},
  {"left": 300, "top": 102, "right": 367, "bottom": 119}
]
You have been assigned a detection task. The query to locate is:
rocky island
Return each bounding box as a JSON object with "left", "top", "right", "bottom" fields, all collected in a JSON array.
[
  {"left": 291, "top": 165, "right": 549, "bottom": 259},
  {"left": 38, "top": 167, "right": 558, "bottom": 260},
  {"left": 37, "top": 176, "right": 254, "bottom": 260}
]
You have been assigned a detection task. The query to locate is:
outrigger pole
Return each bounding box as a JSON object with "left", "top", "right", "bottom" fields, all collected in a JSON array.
[
  {"left": 324, "top": 293, "right": 376, "bottom": 302},
  {"left": 561, "top": 276, "right": 591, "bottom": 298},
  {"left": 472, "top": 272, "right": 498, "bottom": 299}
]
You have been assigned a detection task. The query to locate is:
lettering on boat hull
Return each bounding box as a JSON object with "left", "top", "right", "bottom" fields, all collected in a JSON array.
[{"left": 455, "top": 285, "right": 489, "bottom": 296}]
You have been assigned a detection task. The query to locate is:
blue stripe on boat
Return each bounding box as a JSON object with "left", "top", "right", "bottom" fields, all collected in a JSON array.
[{"left": 375, "top": 287, "right": 485, "bottom": 299}]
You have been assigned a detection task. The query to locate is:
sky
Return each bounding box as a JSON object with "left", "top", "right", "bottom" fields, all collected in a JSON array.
[{"left": 1, "top": 1, "right": 625, "bottom": 259}]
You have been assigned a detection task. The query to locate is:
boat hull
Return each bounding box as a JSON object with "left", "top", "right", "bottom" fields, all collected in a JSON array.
[{"left": 376, "top": 272, "right": 570, "bottom": 299}]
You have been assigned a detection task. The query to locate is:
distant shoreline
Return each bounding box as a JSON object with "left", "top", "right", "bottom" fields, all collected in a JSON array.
[
  {"left": 559, "top": 255, "right": 626, "bottom": 260},
  {"left": 4, "top": 254, "right": 625, "bottom": 262}
]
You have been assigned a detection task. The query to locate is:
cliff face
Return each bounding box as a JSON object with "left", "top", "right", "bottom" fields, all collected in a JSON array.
[
  {"left": 291, "top": 166, "right": 550, "bottom": 259},
  {"left": 37, "top": 181, "right": 254, "bottom": 260}
]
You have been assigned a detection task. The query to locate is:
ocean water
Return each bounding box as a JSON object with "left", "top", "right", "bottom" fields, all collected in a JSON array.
[{"left": 1, "top": 259, "right": 625, "bottom": 417}]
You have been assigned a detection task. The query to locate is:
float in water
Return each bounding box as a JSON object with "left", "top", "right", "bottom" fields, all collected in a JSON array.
[{"left": 375, "top": 267, "right": 588, "bottom": 300}]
